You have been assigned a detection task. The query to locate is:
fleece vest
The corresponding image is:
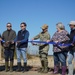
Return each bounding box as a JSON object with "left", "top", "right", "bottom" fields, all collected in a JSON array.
[{"left": 17, "top": 30, "right": 28, "bottom": 48}]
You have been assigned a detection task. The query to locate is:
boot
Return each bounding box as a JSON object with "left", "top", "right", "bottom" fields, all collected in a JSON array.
[
  {"left": 16, "top": 62, "right": 21, "bottom": 72},
  {"left": 68, "top": 64, "right": 73, "bottom": 75},
  {"left": 5, "top": 61, "right": 9, "bottom": 72},
  {"left": 43, "top": 61, "right": 48, "bottom": 73},
  {"left": 62, "top": 66, "right": 66, "bottom": 75},
  {"left": 10, "top": 61, "right": 13, "bottom": 72},
  {"left": 53, "top": 65, "right": 59, "bottom": 74},
  {"left": 23, "top": 62, "right": 27, "bottom": 73},
  {"left": 38, "top": 60, "right": 44, "bottom": 73}
]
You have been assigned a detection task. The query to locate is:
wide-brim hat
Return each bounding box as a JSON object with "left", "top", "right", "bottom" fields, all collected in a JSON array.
[
  {"left": 69, "top": 21, "right": 75, "bottom": 25},
  {"left": 41, "top": 24, "right": 48, "bottom": 29}
]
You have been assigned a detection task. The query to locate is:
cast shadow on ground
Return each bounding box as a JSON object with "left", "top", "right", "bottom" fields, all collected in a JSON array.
[{"left": 0, "top": 65, "right": 70, "bottom": 74}]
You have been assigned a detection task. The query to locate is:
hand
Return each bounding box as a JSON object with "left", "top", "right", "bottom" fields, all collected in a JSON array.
[
  {"left": 62, "top": 43, "right": 65, "bottom": 46},
  {"left": 11, "top": 41, "right": 15, "bottom": 44},
  {"left": 3, "top": 41, "right": 10, "bottom": 47},
  {"left": 6, "top": 41, "right": 10, "bottom": 44},
  {"left": 54, "top": 41, "right": 58, "bottom": 44},
  {"left": 46, "top": 40, "right": 50, "bottom": 43},
  {"left": 31, "top": 38, "right": 34, "bottom": 41},
  {"left": 17, "top": 41, "right": 21, "bottom": 44},
  {"left": 71, "top": 43, "right": 74, "bottom": 46},
  {"left": 31, "top": 38, "right": 35, "bottom": 45},
  {"left": 31, "top": 39, "right": 37, "bottom": 45},
  {"left": 0, "top": 38, "right": 2, "bottom": 41}
]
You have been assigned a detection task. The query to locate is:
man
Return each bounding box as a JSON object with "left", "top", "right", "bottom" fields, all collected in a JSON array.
[
  {"left": 14, "top": 22, "right": 29, "bottom": 72},
  {"left": 31, "top": 24, "right": 50, "bottom": 73},
  {"left": 0, "top": 34, "right": 1, "bottom": 38},
  {"left": 0, "top": 33, "right": 1, "bottom": 40},
  {"left": 68, "top": 21, "right": 75, "bottom": 75},
  {"left": 1, "top": 23, "right": 16, "bottom": 72}
]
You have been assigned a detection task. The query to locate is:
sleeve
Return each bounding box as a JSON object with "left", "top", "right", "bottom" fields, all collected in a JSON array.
[
  {"left": 14, "top": 34, "right": 18, "bottom": 42},
  {"left": 12, "top": 31, "right": 16, "bottom": 40},
  {"left": 2, "top": 32, "right": 4, "bottom": 40},
  {"left": 33, "top": 33, "right": 40, "bottom": 40},
  {"left": 48, "top": 33, "right": 50, "bottom": 40},
  {"left": 0, "top": 33, "right": 1, "bottom": 38},
  {"left": 50, "top": 33, "right": 56, "bottom": 42},
  {"left": 61, "top": 31, "right": 70, "bottom": 43},
  {"left": 1, "top": 33, "right": 5, "bottom": 45}
]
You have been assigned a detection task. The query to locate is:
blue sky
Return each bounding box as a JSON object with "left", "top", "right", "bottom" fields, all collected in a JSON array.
[{"left": 0, "top": 0, "right": 75, "bottom": 55}]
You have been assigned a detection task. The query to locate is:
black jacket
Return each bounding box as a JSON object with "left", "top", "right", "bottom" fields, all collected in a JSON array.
[
  {"left": 69, "top": 29, "right": 75, "bottom": 52},
  {"left": 16, "top": 30, "right": 29, "bottom": 48}
]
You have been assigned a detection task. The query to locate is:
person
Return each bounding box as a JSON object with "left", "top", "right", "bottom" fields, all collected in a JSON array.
[
  {"left": 0, "top": 33, "right": 1, "bottom": 40},
  {"left": 0, "top": 33, "right": 1, "bottom": 38},
  {"left": 31, "top": 24, "right": 50, "bottom": 73},
  {"left": 1, "top": 23, "right": 16, "bottom": 72},
  {"left": 68, "top": 21, "right": 75, "bottom": 75},
  {"left": 50, "top": 22, "right": 70, "bottom": 75},
  {"left": 14, "top": 22, "right": 29, "bottom": 72}
]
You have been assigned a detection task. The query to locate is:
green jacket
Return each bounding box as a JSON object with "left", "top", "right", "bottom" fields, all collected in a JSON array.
[
  {"left": 2, "top": 29, "right": 16, "bottom": 49},
  {"left": 33, "top": 31, "right": 50, "bottom": 53}
]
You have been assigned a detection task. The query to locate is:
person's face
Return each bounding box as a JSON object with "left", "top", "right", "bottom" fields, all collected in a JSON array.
[
  {"left": 20, "top": 24, "right": 26, "bottom": 30},
  {"left": 69, "top": 24, "right": 75, "bottom": 29},
  {"left": 7, "top": 24, "right": 12, "bottom": 30},
  {"left": 42, "top": 28, "right": 48, "bottom": 32},
  {"left": 56, "top": 26, "right": 61, "bottom": 31}
]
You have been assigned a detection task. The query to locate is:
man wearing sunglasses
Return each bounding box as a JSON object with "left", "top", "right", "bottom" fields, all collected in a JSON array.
[
  {"left": 1, "top": 22, "right": 16, "bottom": 72},
  {"left": 31, "top": 24, "right": 50, "bottom": 73},
  {"left": 14, "top": 22, "right": 29, "bottom": 72}
]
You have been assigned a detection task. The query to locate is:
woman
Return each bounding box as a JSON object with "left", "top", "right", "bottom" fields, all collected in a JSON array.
[{"left": 51, "top": 22, "right": 70, "bottom": 75}]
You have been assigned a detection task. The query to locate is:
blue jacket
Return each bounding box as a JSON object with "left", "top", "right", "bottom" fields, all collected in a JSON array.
[{"left": 15, "top": 29, "right": 29, "bottom": 48}]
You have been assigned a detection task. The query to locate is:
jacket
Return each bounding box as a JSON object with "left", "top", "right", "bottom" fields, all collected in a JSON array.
[
  {"left": 15, "top": 29, "right": 29, "bottom": 48},
  {"left": 51, "top": 30, "right": 70, "bottom": 53},
  {"left": 33, "top": 31, "right": 50, "bottom": 53},
  {"left": 69, "top": 29, "right": 75, "bottom": 52},
  {"left": 2, "top": 29, "right": 16, "bottom": 49}
]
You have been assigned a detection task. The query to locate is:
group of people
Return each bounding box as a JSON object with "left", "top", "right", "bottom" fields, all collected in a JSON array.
[
  {"left": 32, "top": 21, "right": 75, "bottom": 75},
  {"left": 0, "top": 21, "right": 75, "bottom": 75},
  {"left": 0, "top": 22, "right": 29, "bottom": 73}
]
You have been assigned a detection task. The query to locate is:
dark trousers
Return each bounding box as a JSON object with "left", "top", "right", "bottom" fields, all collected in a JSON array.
[{"left": 4, "top": 49, "right": 14, "bottom": 61}]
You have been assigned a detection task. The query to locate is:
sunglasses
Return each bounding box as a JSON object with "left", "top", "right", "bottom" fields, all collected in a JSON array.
[
  {"left": 7, "top": 26, "right": 11, "bottom": 27},
  {"left": 69, "top": 25, "right": 75, "bottom": 26},
  {"left": 20, "top": 26, "right": 24, "bottom": 27}
]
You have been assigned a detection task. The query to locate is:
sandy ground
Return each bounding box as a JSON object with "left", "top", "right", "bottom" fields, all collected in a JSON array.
[
  {"left": 0, "top": 71, "right": 66, "bottom": 75},
  {"left": 0, "top": 56, "right": 72, "bottom": 75}
]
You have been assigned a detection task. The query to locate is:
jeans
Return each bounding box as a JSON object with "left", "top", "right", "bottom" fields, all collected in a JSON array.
[
  {"left": 16, "top": 48, "right": 27, "bottom": 63},
  {"left": 54, "top": 52, "right": 67, "bottom": 66},
  {"left": 4, "top": 49, "right": 14, "bottom": 61},
  {"left": 68, "top": 51, "right": 75, "bottom": 64}
]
